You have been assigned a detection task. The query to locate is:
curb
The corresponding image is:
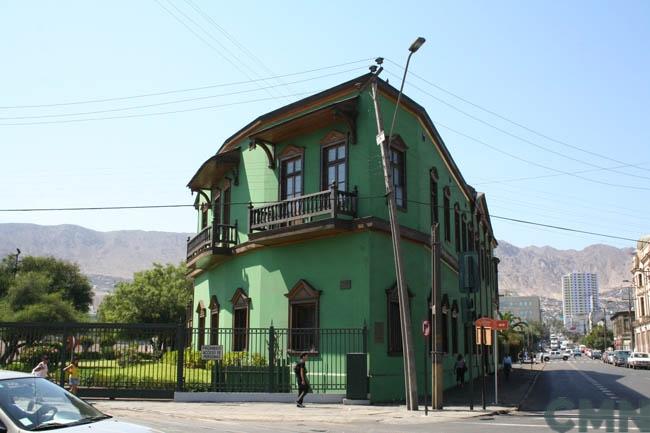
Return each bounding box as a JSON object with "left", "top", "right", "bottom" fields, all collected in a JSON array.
[{"left": 516, "top": 364, "right": 545, "bottom": 411}]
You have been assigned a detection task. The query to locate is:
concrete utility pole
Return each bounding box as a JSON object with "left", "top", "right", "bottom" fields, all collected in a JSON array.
[
  {"left": 432, "top": 223, "right": 443, "bottom": 409},
  {"left": 623, "top": 279, "right": 635, "bottom": 351},
  {"left": 369, "top": 78, "right": 419, "bottom": 411}
]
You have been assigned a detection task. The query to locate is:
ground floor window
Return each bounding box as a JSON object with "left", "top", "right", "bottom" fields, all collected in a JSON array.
[
  {"left": 231, "top": 288, "right": 250, "bottom": 352},
  {"left": 386, "top": 285, "right": 413, "bottom": 354},
  {"left": 286, "top": 280, "right": 320, "bottom": 353},
  {"left": 196, "top": 301, "right": 206, "bottom": 349},
  {"left": 209, "top": 295, "right": 219, "bottom": 345}
]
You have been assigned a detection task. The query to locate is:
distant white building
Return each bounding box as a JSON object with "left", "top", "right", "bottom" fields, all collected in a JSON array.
[{"left": 562, "top": 272, "right": 599, "bottom": 334}]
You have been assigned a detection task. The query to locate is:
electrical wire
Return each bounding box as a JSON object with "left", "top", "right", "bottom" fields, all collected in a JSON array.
[
  {"left": 0, "top": 59, "right": 372, "bottom": 110},
  {"left": 1, "top": 197, "right": 647, "bottom": 245},
  {"left": 385, "top": 58, "right": 650, "bottom": 174},
  {"left": 385, "top": 69, "right": 650, "bottom": 182},
  {"left": 0, "top": 67, "right": 364, "bottom": 121}
]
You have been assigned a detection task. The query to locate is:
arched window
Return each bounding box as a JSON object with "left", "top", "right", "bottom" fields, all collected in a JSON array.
[
  {"left": 196, "top": 301, "right": 206, "bottom": 349},
  {"left": 231, "top": 288, "right": 250, "bottom": 352},
  {"left": 209, "top": 295, "right": 220, "bottom": 345},
  {"left": 286, "top": 280, "right": 321, "bottom": 353},
  {"left": 430, "top": 168, "right": 439, "bottom": 224},
  {"left": 443, "top": 187, "right": 451, "bottom": 242}
]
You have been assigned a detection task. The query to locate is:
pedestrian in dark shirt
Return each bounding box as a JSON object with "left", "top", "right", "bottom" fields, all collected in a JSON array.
[
  {"left": 295, "top": 353, "right": 309, "bottom": 408},
  {"left": 454, "top": 354, "right": 466, "bottom": 387}
]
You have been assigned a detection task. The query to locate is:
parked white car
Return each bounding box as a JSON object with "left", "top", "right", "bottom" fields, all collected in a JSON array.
[
  {"left": 543, "top": 350, "right": 569, "bottom": 361},
  {"left": 0, "top": 370, "right": 164, "bottom": 433},
  {"left": 627, "top": 352, "right": 650, "bottom": 369}
]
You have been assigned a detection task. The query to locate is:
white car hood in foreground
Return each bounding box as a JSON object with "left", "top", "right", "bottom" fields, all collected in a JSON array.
[{"left": 47, "top": 418, "right": 164, "bottom": 433}]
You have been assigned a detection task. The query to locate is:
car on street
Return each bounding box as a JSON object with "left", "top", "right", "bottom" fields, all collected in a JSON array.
[
  {"left": 591, "top": 350, "right": 602, "bottom": 360},
  {"left": 572, "top": 349, "right": 582, "bottom": 357},
  {"left": 543, "top": 350, "right": 570, "bottom": 362},
  {"left": 612, "top": 350, "right": 631, "bottom": 367},
  {"left": 0, "top": 370, "right": 163, "bottom": 433},
  {"left": 626, "top": 352, "right": 650, "bottom": 369}
]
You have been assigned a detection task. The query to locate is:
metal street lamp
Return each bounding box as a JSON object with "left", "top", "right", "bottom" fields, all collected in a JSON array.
[{"left": 387, "top": 37, "right": 426, "bottom": 150}]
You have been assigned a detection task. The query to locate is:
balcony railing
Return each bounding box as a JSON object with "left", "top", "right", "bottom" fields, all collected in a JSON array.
[
  {"left": 249, "top": 187, "right": 358, "bottom": 232},
  {"left": 187, "top": 223, "right": 238, "bottom": 261}
]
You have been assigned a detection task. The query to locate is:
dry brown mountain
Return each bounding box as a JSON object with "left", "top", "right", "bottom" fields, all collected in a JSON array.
[
  {"left": 0, "top": 224, "right": 635, "bottom": 301},
  {"left": 495, "top": 240, "right": 635, "bottom": 299},
  {"left": 0, "top": 223, "right": 189, "bottom": 279}
]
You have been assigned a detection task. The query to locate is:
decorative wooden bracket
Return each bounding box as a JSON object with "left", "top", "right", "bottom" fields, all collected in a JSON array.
[
  {"left": 249, "top": 138, "right": 276, "bottom": 169},
  {"left": 197, "top": 190, "right": 210, "bottom": 207},
  {"left": 333, "top": 108, "right": 357, "bottom": 144}
]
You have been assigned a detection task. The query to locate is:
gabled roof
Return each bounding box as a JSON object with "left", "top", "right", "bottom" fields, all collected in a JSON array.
[{"left": 207, "top": 72, "right": 495, "bottom": 238}]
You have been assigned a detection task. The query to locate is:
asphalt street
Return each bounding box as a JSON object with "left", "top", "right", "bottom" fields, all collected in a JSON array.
[{"left": 107, "top": 358, "right": 650, "bottom": 432}]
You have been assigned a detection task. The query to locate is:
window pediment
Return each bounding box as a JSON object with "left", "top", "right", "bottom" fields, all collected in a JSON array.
[
  {"left": 386, "top": 284, "right": 414, "bottom": 301},
  {"left": 209, "top": 295, "right": 220, "bottom": 311},
  {"left": 231, "top": 288, "right": 250, "bottom": 309},
  {"left": 389, "top": 134, "right": 408, "bottom": 151},
  {"left": 277, "top": 144, "right": 305, "bottom": 160},
  {"left": 286, "top": 279, "right": 321, "bottom": 301},
  {"left": 320, "top": 130, "right": 347, "bottom": 146},
  {"left": 196, "top": 300, "right": 206, "bottom": 317}
]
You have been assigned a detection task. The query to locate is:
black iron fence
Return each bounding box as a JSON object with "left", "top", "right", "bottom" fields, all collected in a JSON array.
[{"left": 0, "top": 323, "right": 366, "bottom": 398}]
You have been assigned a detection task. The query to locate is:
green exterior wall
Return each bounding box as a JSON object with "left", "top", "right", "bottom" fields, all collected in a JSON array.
[{"left": 188, "top": 81, "right": 498, "bottom": 403}]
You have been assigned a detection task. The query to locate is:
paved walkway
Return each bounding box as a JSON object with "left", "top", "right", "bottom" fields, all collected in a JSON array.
[
  {"left": 443, "top": 362, "right": 545, "bottom": 409},
  {"left": 91, "top": 363, "right": 544, "bottom": 427}
]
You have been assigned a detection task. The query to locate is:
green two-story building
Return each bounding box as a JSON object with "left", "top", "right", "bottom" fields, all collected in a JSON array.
[{"left": 185, "top": 73, "right": 499, "bottom": 402}]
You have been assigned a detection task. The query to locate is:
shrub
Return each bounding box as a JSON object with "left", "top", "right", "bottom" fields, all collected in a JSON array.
[{"left": 19, "top": 344, "right": 61, "bottom": 368}]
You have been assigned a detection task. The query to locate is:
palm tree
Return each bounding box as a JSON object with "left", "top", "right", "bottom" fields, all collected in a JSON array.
[{"left": 498, "top": 311, "right": 529, "bottom": 359}]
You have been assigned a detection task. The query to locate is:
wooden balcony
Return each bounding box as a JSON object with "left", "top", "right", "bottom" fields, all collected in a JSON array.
[
  {"left": 249, "top": 187, "right": 357, "bottom": 232},
  {"left": 248, "top": 187, "right": 358, "bottom": 245},
  {"left": 187, "top": 223, "right": 238, "bottom": 267}
]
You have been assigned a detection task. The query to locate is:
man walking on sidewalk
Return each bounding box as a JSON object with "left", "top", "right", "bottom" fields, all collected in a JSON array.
[{"left": 295, "top": 353, "right": 309, "bottom": 408}]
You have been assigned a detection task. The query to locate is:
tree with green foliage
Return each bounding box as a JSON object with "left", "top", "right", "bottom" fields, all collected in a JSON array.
[
  {"left": 0, "top": 254, "right": 91, "bottom": 364},
  {"left": 497, "top": 311, "right": 529, "bottom": 358},
  {"left": 98, "top": 263, "right": 192, "bottom": 324},
  {"left": 582, "top": 325, "right": 613, "bottom": 351}
]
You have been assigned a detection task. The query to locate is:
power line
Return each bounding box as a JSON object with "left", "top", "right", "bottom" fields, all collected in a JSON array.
[
  {"left": 182, "top": 0, "right": 294, "bottom": 98},
  {"left": 385, "top": 58, "right": 650, "bottom": 174},
  {"left": 1, "top": 198, "right": 647, "bottom": 245},
  {"left": 0, "top": 91, "right": 314, "bottom": 126},
  {"left": 436, "top": 121, "right": 650, "bottom": 192},
  {"left": 0, "top": 67, "right": 364, "bottom": 121},
  {"left": 0, "top": 58, "right": 371, "bottom": 110},
  {"left": 385, "top": 69, "right": 650, "bottom": 182}
]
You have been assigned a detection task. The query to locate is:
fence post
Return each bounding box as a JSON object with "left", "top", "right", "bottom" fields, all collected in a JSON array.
[
  {"left": 176, "top": 324, "right": 186, "bottom": 392},
  {"left": 59, "top": 324, "right": 70, "bottom": 387},
  {"left": 268, "top": 325, "right": 276, "bottom": 392}
]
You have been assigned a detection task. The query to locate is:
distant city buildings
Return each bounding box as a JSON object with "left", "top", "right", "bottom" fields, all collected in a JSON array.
[
  {"left": 500, "top": 295, "right": 541, "bottom": 322},
  {"left": 632, "top": 235, "right": 650, "bottom": 352},
  {"left": 562, "top": 272, "right": 599, "bottom": 334}
]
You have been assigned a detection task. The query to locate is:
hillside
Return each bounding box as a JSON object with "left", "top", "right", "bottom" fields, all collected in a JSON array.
[
  {"left": 0, "top": 223, "right": 190, "bottom": 280},
  {"left": 495, "top": 240, "right": 634, "bottom": 299}
]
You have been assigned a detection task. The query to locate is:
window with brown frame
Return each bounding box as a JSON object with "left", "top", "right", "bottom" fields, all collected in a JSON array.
[
  {"left": 441, "top": 295, "right": 449, "bottom": 353},
  {"left": 286, "top": 280, "right": 320, "bottom": 353},
  {"left": 461, "top": 218, "right": 467, "bottom": 252},
  {"left": 443, "top": 194, "right": 451, "bottom": 242},
  {"left": 430, "top": 171, "right": 439, "bottom": 224},
  {"left": 451, "top": 302, "right": 459, "bottom": 354},
  {"left": 281, "top": 156, "right": 303, "bottom": 200},
  {"left": 454, "top": 204, "right": 461, "bottom": 253},
  {"left": 222, "top": 186, "right": 231, "bottom": 226},
  {"left": 389, "top": 147, "right": 406, "bottom": 209},
  {"left": 213, "top": 192, "right": 222, "bottom": 226},
  {"left": 200, "top": 204, "right": 209, "bottom": 230},
  {"left": 322, "top": 141, "right": 347, "bottom": 191},
  {"left": 185, "top": 302, "right": 193, "bottom": 346},
  {"left": 231, "top": 288, "right": 250, "bottom": 352},
  {"left": 196, "top": 301, "right": 206, "bottom": 349},
  {"left": 209, "top": 296, "right": 219, "bottom": 345}
]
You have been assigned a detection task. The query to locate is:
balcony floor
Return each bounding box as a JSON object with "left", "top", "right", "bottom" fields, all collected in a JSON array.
[{"left": 248, "top": 218, "right": 354, "bottom": 247}]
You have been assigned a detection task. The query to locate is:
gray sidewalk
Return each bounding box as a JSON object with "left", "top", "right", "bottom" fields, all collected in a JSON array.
[{"left": 443, "top": 362, "right": 545, "bottom": 409}]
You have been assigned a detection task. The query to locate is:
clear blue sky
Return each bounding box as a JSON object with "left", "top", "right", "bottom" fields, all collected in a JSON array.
[{"left": 1, "top": 0, "right": 648, "bottom": 250}]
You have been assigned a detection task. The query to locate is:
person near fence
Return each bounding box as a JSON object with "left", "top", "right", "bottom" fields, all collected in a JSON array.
[
  {"left": 31, "top": 355, "right": 49, "bottom": 378},
  {"left": 294, "top": 353, "right": 309, "bottom": 408},
  {"left": 63, "top": 358, "right": 80, "bottom": 395}
]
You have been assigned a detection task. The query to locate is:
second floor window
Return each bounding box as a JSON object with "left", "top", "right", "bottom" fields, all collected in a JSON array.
[
  {"left": 443, "top": 194, "right": 451, "bottom": 242},
  {"left": 223, "top": 187, "right": 231, "bottom": 226},
  {"left": 430, "top": 176, "right": 438, "bottom": 224},
  {"left": 322, "top": 142, "right": 346, "bottom": 191},
  {"left": 454, "top": 204, "right": 461, "bottom": 253},
  {"left": 390, "top": 148, "right": 406, "bottom": 209},
  {"left": 281, "top": 156, "right": 303, "bottom": 200},
  {"left": 200, "top": 205, "right": 209, "bottom": 230}
]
